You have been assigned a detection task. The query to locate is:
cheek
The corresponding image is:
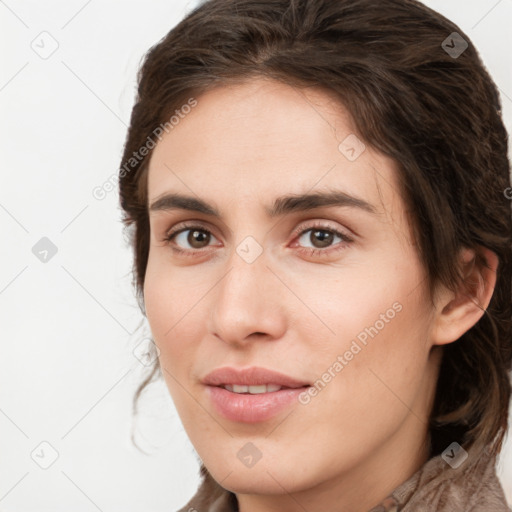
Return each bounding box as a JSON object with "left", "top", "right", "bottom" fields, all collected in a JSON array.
[
  {"left": 144, "top": 252, "right": 191, "bottom": 331},
  {"left": 341, "top": 298, "right": 430, "bottom": 422},
  {"left": 299, "top": 253, "right": 432, "bottom": 416},
  {"left": 291, "top": 259, "right": 423, "bottom": 354},
  {"left": 144, "top": 268, "right": 203, "bottom": 422},
  {"left": 143, "top": 261, "right": 197, "bottom": 365}
]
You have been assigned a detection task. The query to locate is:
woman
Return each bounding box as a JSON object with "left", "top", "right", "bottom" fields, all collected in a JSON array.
[{"left": 118, "top": 0, "right": 512, "bottom": 510}]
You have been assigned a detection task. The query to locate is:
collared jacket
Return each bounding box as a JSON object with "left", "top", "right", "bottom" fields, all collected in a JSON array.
[{"left": 177, "top": 444, "right": 511, "bottom": 511}]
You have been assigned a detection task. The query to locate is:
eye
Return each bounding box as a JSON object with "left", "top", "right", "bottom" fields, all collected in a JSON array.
[
  {"left": 162, "top": 222, "right": 220, "bottom": 254},
  {"left": 291, "top": 221, "right": 354, "bottom": 257}
]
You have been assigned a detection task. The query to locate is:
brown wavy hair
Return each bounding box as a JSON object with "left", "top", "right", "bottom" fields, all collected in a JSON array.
[{"left": 119, "top": 0, "right": 512, "bottom": 461}]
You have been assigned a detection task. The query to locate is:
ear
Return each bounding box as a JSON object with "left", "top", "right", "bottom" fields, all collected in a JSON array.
[{"left": 430, "top": 246, "right": 499, "bottom": 346}]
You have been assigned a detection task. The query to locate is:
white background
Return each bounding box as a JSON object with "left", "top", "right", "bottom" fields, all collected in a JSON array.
[{"left": 1, "top": 0, "right": 511, "bottom": 510}]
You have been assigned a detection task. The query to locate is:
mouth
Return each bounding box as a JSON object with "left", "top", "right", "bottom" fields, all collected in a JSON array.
[
  {"left": 216, "top": 383, "right": 308, "bottom": 394},
  {"left": 202, "top": 366, "right": 311, "bottom": 389},
  {"left": 202, "top": 366, "right": 311, "bottom": 422}
]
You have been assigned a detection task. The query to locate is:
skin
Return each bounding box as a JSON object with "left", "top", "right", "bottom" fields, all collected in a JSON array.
[{"left": 143, "top": 78, "right": 498, "bottom": 512}]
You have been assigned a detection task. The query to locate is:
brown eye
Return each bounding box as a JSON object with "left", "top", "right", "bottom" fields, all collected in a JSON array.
[
  {"left": 297, "top": 228, "right": 342, "bottom": 249},
  {"left": 169, "top": 227, "right": 215, "bottom": 249},
  {"left": 309, "top": 229, "right": 334, "bottom": 248},
  {"left": 291, "top": 222, "right": 354, "bottom": 258},
  {"left": 186, "top": 229, "right": 211, "bottom": 248}
]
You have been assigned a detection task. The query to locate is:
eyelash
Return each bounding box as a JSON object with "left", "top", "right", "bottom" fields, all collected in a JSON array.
[{"left": 161, "top": 221, "right": 354, "bottom": 258}]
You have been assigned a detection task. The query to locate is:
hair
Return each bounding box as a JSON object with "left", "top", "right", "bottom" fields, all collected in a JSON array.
[{"left": 119, "top": 0, "right": 512, "bottom": 463}]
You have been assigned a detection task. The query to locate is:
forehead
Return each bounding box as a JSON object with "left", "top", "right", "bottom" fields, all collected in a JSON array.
[{"left": 147, "top": 78, "right": 404, "bottom": 223}]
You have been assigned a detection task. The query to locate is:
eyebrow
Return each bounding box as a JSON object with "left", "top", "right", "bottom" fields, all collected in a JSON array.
[{"left": 149, "top": 189, "right": 378, "bottom": 217}]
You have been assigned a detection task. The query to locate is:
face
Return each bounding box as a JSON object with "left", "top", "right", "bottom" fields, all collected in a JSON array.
[{"left": 143, "top": 78, "right": 443, "bottom": 507}]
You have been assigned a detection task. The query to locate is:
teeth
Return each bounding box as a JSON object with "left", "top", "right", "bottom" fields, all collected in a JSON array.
[{"left": 223, "top": 384, "right": 283, "bottom": 394}]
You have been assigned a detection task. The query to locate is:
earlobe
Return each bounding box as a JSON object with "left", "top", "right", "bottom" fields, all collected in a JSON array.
[{"left": 430, "top": 246, "right": 499, "bottom": 346}]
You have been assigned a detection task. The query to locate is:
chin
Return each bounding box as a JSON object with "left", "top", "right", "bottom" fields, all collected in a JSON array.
[
  {"left": 204, "top": 453, "right": 319, "bottom": 496},
  {"left": 216, "top": 469, "right": 305, "bottom": 496}
]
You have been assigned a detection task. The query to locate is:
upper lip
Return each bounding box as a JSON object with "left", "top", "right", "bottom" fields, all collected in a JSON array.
[{"left": 202, "top": 366, "right": 311, "bottom": 388}]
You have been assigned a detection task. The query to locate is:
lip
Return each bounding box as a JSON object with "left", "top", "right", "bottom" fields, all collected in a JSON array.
[
  {"left": 202, "top": 366, "right": 310, "bottom": 388},
  {"left": 202, "top": 366, "right": 311, "bottom": 423}
]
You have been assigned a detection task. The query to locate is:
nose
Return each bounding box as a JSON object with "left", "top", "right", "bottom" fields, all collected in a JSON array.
[{"left": 207, "top": 247, "right": 287, "bottom": 348}]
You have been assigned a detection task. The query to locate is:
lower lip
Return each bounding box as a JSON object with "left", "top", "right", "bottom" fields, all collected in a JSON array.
[{"left": 206, "top": 385, "right": 310, "bottom": 423}]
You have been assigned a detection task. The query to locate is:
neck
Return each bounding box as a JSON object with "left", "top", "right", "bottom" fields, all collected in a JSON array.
[{"left": 236, "top": 419, "right": 431, "bottom": 512}]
